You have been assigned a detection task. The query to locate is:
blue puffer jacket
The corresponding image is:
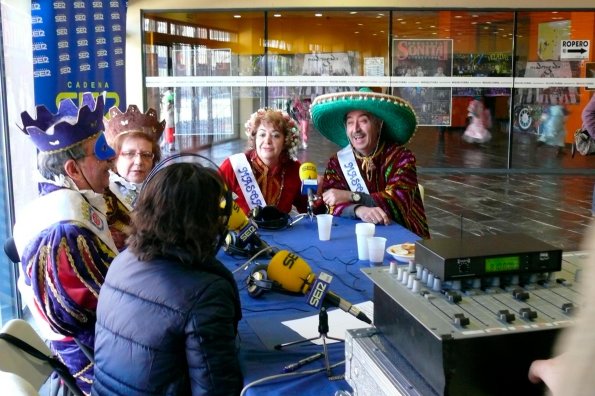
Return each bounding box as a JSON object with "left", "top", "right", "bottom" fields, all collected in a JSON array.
[{"left": 92, "top": 249, "right": 243, "bottom": 396}]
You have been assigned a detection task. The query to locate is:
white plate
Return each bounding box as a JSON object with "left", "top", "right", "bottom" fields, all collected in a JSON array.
[{"left": 386, "top": 243, "right": 415, "bottom": 262}]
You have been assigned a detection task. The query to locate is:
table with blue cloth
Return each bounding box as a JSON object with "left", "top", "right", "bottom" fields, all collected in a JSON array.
[{"left": 218, "top": 216, "right": 420, "bottom": 395}]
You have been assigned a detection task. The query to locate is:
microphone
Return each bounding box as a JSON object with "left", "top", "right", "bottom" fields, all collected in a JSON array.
[
  {"left": 299, "top": 162, "right": 318, "bottom": 216},
  {"left": 226, "top": 200, "right": 273, "bottom": 257},
  {"left": 267, "top": 250, "right": 372, "bottom": 324}
]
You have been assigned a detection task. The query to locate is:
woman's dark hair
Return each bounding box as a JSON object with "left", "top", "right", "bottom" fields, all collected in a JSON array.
[{"left": 128, "top": 163, "right": 228, "bottom": 263}]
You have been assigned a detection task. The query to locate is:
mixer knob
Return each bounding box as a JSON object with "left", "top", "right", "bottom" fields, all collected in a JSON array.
[
  {"left": 519, "top": 307, "right": 538, "bottom": 320},
  {"left": 407, "top": 275, "right": 414, "bottom": 289},
  {"left": 427, "top": 273, "right": 435, "bottom": 287},
  {"left": 421, "top": 268, "right": 429, "bottom": 283},
  {"left": 401, "top": 272, "right": 409, "bottom": 285},
  {"left": 472, "top": 278, "right": 482, "bottom": 289},
  {"left": 412, "top": 280, "right": 421, "bottom": 293},
  {"left": 561, "top": 302, "right": 575, "bottom": 314},
  {"left": 389, "top": 261, "right": 398, "bottom": 274},
  {"left": 396, "top": 267, "right": 404, "bottom": 281},
  {"left": 432, "top": 278, "right": 442, "bottom": 292},
  {"left": 512, "top": 288, "right": 530, "bottom": 301},
  {"left": 497, "top": 309, "right": 515, "bottom": 323},
  {"left": 453, "top": 313, "right": 470, "bottom": 327}
]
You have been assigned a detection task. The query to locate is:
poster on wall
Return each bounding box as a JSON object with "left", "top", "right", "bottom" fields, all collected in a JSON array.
[
  {"left": 31, "top": 0, "right": 127, "bottom": 112},
  {"left": 520, "top": 61, "right": 579, "bottom": 104},
  {"left": 392, "top": 39, "right": 453, "bottom": 126},
  {"left": 301, "top": 52, "right": 353, "bottom": 76},
  {"left": 537, "top": 20, "right": 571, "bottom": 61}
]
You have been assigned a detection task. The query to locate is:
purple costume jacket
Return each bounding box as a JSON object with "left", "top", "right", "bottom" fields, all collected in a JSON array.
[{"left": 18, "top": 183, "right": 116, "bottom": 394}]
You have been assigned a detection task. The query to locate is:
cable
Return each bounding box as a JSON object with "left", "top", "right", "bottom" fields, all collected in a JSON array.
[
  {"left": 239, "top": 360, "right": 345, "bottom": 396},
  {"left": 232, "top": 245, "right": 274, "bottom": 275}
]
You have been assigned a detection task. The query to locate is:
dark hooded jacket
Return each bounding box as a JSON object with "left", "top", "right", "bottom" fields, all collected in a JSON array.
[{"left": 92, "top": 249, "right": 243, "bottom": 395}]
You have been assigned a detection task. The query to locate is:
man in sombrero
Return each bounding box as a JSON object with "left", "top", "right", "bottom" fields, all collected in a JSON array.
[{"left": 311, "top": 87, "right": 430, "bottom": 238}]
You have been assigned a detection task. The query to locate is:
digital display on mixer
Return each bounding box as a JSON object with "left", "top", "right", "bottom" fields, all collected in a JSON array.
[{"left": 485, "top": 256, "right": 520, "bottom": 273}]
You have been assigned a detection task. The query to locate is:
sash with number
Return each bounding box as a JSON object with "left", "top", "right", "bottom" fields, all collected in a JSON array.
[
  {"left": 337, "top": 146, "right": 370, "bottom": 194},
  {"left": 229, "top": 153, "right": 267, "bottom": 210}
]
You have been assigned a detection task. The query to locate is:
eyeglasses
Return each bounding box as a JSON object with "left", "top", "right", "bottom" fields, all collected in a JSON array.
[{"left": 120, "top": 151, "right": 155, "bottom": 161}]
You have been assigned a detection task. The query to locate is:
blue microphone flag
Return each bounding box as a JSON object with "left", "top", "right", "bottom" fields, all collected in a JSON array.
[{"left": 306, "top": 272, "right": 333, "bottom": 309}]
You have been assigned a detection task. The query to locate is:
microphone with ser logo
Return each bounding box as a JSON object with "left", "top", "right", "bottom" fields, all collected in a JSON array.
[
  {"left": 225, "top": 200, "right": 274, "bottom": 257},
  {"left": 266, "top": 250, "right": 372, "bottom": 324},
  {"left": 299, "top": 162, "right": 318, "bottom": 217}
]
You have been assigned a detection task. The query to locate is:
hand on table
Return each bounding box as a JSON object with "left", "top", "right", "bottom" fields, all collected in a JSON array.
[{"left": 355, "top": 206, "right": 390, "bottom": 225}]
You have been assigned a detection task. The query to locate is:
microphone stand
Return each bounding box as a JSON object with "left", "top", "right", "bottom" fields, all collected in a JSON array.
[
  {"left": 307, "top": 189, "right": 315, "bottom": 221},
  {"left": 273, "top": 306, "right": 343, "bottom": 377}
]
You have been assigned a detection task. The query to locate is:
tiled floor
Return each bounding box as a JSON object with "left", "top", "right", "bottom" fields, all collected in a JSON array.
[{"left": 194, "top": 126, "right": 595, "bottom": 252}]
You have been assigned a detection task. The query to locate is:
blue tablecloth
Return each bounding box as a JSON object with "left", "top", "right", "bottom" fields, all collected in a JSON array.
[{"left": 218, "top": 216, "right": 420, "bottom": 395}]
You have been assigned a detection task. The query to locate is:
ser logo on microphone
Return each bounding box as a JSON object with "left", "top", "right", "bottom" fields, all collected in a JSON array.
[
  {"left": 307, "top": 272, "right": 333, "bottom": 309},
  {"left": 282, "top": 252, "right": 299, "bottom": 269}
]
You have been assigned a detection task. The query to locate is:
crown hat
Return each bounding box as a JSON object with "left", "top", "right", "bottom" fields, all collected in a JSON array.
[
  {"left": 20, "top": 92, "right": 115, "bottom": 160},
  {"left": 310, "top": 87, "right": 418, "bottom": 147},
  {"left": 104, "top": 104, "right": 166, "bottom": 146}
]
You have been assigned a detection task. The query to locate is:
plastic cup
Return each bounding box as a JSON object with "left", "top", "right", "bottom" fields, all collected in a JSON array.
[
  {"left": 316, "top": 214, "right": 333, "bottom": 241},
  {"left": 355, "top": 223, "right": 376, "bottom": 260},
  {"left": 367, "top": 236, "right": 387, "bottom": 267}
]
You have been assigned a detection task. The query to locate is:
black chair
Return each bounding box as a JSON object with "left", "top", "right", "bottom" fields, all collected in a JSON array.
[{"left": 4, "top": 237, "right": 19, "bottom": 264}]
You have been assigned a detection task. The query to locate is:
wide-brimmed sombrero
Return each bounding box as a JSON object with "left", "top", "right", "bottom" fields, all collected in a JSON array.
[{"left": 310, "top": 88, "right": 417, "bottom": 147}]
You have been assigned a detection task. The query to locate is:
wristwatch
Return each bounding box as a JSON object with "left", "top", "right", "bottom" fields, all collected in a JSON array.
[{"left": 351, "top": 192, "right": 361, "bottom": 203}]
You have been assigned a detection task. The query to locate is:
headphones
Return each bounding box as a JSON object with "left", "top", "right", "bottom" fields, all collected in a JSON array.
[
  {"left": 251, "top": 206, "right": 290, "bottom": 230},
  {"left": 222, "top": 232, "right": 275, "bottom": 258},
  {"left": 245, "top": 264, "right": 301, "bottom": 298},
  {"left": 143, "top": 153, "right": 233, "bottom": 253}
]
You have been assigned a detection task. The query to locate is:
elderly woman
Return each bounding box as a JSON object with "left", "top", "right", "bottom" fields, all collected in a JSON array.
[
  {"left": 219, "top": 107, "right": 307, "bottom": 215},
  {"left": 104, "top": 104, "right": 165, "bottom": 250}
]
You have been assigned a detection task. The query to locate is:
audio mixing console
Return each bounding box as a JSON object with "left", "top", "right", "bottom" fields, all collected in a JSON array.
[{"left": 345, "top": 235, "right": 585, "bottom": 396}]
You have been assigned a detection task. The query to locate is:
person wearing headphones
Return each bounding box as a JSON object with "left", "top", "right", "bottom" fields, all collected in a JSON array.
[
  {"left": 311, "top": 87, "right": 430, "bottom": 238},
  {"left": 93, "top": 161, "right": 243, "bottom": 395},
  {"left": 103, "top": 104, "right": 165, "bottom": 250},
  {"left": 219, "top": 107, "right": 308, "bottom": 215},
  {"left": 13, "top": 93, "right": 118, "bottom": 394}
]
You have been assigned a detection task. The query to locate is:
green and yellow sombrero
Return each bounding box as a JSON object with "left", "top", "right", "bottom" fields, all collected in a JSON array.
[{"left": 310, "top": 88, "right": 418, "bottom": 147}]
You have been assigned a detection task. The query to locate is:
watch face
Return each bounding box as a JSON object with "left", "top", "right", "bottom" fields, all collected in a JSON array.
[{"left": 352, "top": 193, "right": 361, "bottom": 202}]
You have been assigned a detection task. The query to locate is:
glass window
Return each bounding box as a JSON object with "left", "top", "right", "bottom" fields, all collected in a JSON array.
[
  {"left": 266, "top": 10, "right": 390, "bottom": 111},
  {"left": 143, "top": 11, "right": 266, "bottom": 152},
  {"left": 140, "top": 8, "right": 594, "bottom": 172},
  {"left": 514, "top": 11, "right": 594, "bottom": 169},
  {"left": 393, "top": 10, "right": 515, "bottom": 169},
  {"left": 0, "top": 30, "right": 19, "bottom": 326}
]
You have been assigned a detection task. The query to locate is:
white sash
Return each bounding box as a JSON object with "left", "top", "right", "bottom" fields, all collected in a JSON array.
[
  {"left": 337, "top": 146, "right": 370, "bottom": 194},
  {"left": 13, "top": 188, "right": 119, "bottom": 257},
  {"left": 229, "top": 153, "right": 266, "bottom": 210}
]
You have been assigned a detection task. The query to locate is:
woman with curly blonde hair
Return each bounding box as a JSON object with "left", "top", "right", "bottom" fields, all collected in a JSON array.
[{"left": 219, "top": 107, "right": 307, "bottom": 215}]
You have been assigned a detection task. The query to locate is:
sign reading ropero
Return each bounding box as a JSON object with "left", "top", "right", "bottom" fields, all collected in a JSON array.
[{"left": 560, "top": 40, "right": 590, "bottom": 60}]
